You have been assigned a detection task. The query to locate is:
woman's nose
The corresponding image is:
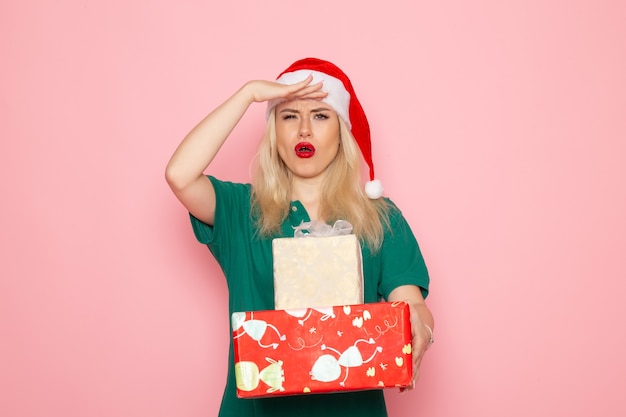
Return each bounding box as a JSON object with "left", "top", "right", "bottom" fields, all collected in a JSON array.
[{"left": 298, "top": 119, "right": 311, "bottom": 137}]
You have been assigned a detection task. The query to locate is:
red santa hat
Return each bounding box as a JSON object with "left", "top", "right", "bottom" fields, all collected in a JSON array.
[{"left": 267, "top": 58, "right": 384, "bottom": 199}]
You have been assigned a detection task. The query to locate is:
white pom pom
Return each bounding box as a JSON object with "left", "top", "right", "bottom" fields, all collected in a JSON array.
[{"left": 365, "top": 179, "right": 384, "bottom": 199}]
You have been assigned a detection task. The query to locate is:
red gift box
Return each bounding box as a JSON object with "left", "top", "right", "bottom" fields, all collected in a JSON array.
[{"left": 232, "top": 301, "right": 413, "bottom": 398}]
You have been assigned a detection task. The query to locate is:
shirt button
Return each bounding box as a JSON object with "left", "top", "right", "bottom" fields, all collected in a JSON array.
[{"left": 291, "top": 206, "right": 298, "bottom": 212}]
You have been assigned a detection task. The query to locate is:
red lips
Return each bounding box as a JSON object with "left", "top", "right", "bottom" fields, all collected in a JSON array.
[{"left": 295, "top": 142, "right": 316, "bottom": 158}]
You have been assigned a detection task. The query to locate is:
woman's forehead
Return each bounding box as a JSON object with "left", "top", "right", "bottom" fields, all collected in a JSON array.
[{"left": 276, "top": 99, "right": 337, "bottom": 113}]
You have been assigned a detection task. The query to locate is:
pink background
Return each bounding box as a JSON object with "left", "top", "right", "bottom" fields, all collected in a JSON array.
[{"left": 2, "top": 1, "right": 625, "bottom": 416}]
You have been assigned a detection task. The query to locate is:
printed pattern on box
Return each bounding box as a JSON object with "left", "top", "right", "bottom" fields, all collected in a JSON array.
[{"left": 232, "top": 302, "right": 412, "bottom": 398}]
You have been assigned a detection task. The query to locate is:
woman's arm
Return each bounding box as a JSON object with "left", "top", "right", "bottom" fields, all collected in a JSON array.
[
  {"left": 165, "top": 76, "right": 326, "bottom": 225},
  {"left": 387, "top": 284, "right": 434, "bottom": 388}
]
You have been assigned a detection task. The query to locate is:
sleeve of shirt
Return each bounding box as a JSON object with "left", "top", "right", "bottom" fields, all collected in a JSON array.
[
  {"left": 378, "top": 201, "right": 430, "bottom": 301},
  {"left": 188, "top": 176, "right": 251, "bottom": 261}
]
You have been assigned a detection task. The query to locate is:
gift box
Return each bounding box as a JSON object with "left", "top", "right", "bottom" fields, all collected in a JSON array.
[
  {"left": 232, "top": 301, "right": 413, "bottom": 398},
  {"left": 272, "top": 233, "right": 363, "bottom": 310}
]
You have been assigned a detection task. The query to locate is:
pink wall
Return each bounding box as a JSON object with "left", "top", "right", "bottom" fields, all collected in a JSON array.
[{"left": 2, "top": 1, "right": 625, "bottom": 416}]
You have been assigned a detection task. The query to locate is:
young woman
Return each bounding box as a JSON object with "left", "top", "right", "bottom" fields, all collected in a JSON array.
[{"left": 166, "top": 58, "right": 434, "bottom": 417}]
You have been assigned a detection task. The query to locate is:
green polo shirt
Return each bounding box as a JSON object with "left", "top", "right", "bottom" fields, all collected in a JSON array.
[{"left": 190, "top": 176, "right": 429, "bottom": 417}]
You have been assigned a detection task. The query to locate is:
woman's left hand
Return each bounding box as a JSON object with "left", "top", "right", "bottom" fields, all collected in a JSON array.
[{"left": 387, "top": 285, "right": 434, "bottom": 390}]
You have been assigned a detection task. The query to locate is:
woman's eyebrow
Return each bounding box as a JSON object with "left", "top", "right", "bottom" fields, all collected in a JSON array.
[{"left": 279, "top": 106, "right": 333, "bottom": 114}]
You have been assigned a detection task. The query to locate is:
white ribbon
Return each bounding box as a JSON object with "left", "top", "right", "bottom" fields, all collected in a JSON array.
[{"left": 293, "top": 220, "right": 353, "bottom": 238}]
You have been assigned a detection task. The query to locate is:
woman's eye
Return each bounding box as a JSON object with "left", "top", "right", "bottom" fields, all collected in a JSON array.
[
  {"left": 282, "top": 114, "right": 296, "bottom": 120},
  {"left": 314, "top": 113, "right": 329, "bottom": 120}
]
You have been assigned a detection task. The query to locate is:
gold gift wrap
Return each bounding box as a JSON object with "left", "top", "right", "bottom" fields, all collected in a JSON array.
[{"left": 272, "top": 234, "right": 364, "bottom": 310}]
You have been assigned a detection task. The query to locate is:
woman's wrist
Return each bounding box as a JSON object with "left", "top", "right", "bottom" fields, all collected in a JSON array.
[
  {"left": 424, "top": 323, "right": 434, "bottom": 348},
  {"left": 239, "top": 81, "right": 258, "bottom": 105}
]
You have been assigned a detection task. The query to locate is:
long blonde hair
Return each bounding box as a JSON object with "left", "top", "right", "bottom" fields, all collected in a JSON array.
[{"left": 251, "top": 109, "right": 390, "bottom": 252}]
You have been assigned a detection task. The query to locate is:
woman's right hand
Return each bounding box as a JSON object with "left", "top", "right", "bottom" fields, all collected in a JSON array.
[{"left": 244, "top": 74, "right": 328, "bottom": 104}]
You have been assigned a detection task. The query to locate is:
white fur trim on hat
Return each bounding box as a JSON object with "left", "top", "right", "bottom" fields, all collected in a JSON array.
[{"left": 266, "top": 69, "right": 352, "bottom": 129}]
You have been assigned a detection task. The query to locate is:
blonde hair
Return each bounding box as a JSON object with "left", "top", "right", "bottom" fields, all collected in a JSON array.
[{"left": 251, "top": 109, "right": 390, "bottom": 252}]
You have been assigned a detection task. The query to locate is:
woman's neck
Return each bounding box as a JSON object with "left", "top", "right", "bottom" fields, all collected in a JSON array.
[{"left": 290, "top": 178, "right": 323, "bottom": 221}]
